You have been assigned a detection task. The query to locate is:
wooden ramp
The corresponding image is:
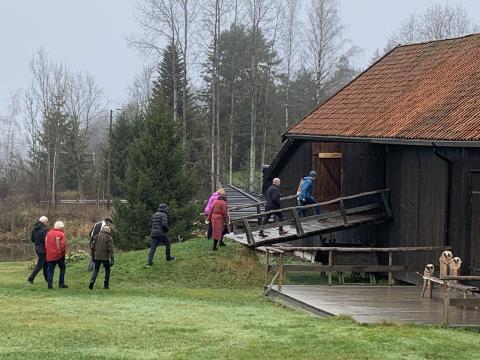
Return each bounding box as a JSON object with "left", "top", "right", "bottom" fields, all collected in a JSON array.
[
  {"left": 268, "top": 285, "right": 480, "bottom": 326},
  {"left": 225, "top": 189, "right": 391, "bottom": 247}
]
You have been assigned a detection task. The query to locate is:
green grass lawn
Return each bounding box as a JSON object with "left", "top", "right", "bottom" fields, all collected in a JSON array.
[{"left": 0, "top": 239, "right": 479, "bottom": 360}]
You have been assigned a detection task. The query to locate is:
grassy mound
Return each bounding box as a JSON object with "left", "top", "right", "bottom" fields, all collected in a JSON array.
[{"left": 2, "top": 238, "right": 265, "bottom": 291}]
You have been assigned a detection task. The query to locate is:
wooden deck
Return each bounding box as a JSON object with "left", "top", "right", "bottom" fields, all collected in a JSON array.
[
  {"left": 225, "top": 213, "right": 385, "bottom": 246},
  {"left": 268, "top": 285, "right": 480, "bottom": 326}
]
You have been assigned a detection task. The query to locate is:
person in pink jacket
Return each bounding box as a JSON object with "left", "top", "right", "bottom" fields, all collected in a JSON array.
[{"left": 205, "top": 188, "right": 226, "bottom": 242}]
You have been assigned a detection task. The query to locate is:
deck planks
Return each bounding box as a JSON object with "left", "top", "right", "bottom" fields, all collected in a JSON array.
[
  {"left": 225, "top": 213, "right": 384, "bottom": 247},
  {"left": 268, "top": 285, "right": 480, "bottom": 326}
]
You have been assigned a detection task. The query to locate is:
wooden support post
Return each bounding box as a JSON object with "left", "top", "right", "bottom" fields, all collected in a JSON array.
[
  {"left": 388, "top": 251, "right": 393, "bottom": 286},
  {"left": 339, "top": 200, "right": 348, "bottom": 224},
  {"left": 256, "top": 204, "right": 262, "bottom": 226},
  {"left": 291, "top": 209, "right": 304, "bottom": 235},
  {"left": 243, "top": 218, "right": 255, "bottom": 245},
  {"left": 265, "top": 248, "right": 269, "bottom": 277},
  {"left": 443, "top": 295, "right": 450, "bottom": 327},
  {"left": 328, "top": 250, "right": 333, "bottom": 286},
  {"left": 381, "top": 191, "right": 392, "bottom": 218},
  {"left": 278, "top": 253, "right": 284, "bottom": 292}
]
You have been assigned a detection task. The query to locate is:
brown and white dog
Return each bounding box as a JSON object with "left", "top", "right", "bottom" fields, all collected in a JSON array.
[
  {"left": 421, "top": 264, "right": 435, "bottom": 298},
  {"left": 448, "top": 257, "right": 462, "bottom": 285},
  {"left": 439, "top": 251, "right": 453, "bottom": 279}
]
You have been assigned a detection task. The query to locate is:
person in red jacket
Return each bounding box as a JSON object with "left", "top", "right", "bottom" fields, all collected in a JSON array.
[
  {"left": 45, "top": 221, "right": 68, "bottom": 289},
  {"left": 207, "top": 193, "right": 229, "bottom": 251}
]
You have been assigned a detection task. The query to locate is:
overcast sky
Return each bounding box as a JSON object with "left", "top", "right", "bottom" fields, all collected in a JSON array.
[{"left": 1, "top": 0, "right": 480, "bottom": 115}]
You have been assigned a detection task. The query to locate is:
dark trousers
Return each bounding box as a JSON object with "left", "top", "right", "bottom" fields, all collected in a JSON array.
[
  {"left": 298, "top": 196, "right": 321, "bottom": 217},
  {"left": 90, "top": 260, "right": 111, "bottom": 288},
  {"left": 47, "top": 257, "right": 66, "bottom": 288},
  {"left": 148, "top": 235, "right": 171, "bottom": 264},
  {"left": 261, "top": 211, "right": 284, "bottom": 232},
  {"left": 28, "top": 253, "right": 49, "bottom": 283}
]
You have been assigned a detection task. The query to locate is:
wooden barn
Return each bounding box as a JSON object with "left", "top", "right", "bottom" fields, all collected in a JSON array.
[{"left": 262, "top": 34, "right": 480, "bottom": 283}]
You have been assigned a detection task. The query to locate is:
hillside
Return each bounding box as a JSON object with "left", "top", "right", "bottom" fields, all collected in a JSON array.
[{"left": 0, "top": 239, "right": 479, "bottom": 360}]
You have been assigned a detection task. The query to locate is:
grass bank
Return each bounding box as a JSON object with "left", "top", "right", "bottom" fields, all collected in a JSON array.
[{"left": 0, "top": 239, "right": 479, "bottom": 360}]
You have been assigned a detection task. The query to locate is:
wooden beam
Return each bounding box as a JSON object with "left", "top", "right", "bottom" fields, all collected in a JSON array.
[
  {"left": 276, "top": 246, "right": 451, "bottom": 252},
  {"left": 449, "top": 298, "right": 480, "bottom": 307},
  {"left": 282, "top": 264, "right": 420, "bottom": 272},
  {"left": 440, "top": 276, "right": 480, "bottom": 281}
]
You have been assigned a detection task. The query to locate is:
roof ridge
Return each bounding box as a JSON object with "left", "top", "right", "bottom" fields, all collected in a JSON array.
[{"left": 395, "top": 32, "right": 480, "bottom": 48}]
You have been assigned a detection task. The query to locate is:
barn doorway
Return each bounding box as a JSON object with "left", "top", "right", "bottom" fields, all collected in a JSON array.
[
  {"left": 311, "top": 142, "right": 342, "bottom": 206},
  {"left": 470, "top": 170, "right": 480, "bottom": 273}
]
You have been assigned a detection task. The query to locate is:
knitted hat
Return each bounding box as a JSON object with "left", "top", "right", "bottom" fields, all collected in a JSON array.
[
  {"left": 39, "top": 216, "right": 48, "bottom": 224},
  {"left": 309, "top": 170, "right": 318, "bottom": 177},
  {"left": 54, "top": 221, "right": 65, "bottom": 229}
]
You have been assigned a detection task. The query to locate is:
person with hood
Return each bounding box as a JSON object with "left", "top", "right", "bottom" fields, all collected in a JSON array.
[
  {"left": 88, "top": 217, "right": 113, "bottom": 272},
  {"left": 147, "top": 204, "right": 176, "bottom": 265},
  {"left": 45, "top": 221, "right": 68, "bottom": 289},
  {"left": 204, "top": 188, "right": 226, "bottom": 239},
  {"left": 208, "top": 193, "right": 229, "bottom": 251},
  {"left": 259, "top": 178, "right": 288, "bottom": 238},
  {"left": 89, "top": 225, "right": 114, "bottom": 289},
  {"left": 27, "top": 216, "right": 49, "bottom": 284},
  {"left": 298, "top": 170, "right": 321, "bottom": 217}
]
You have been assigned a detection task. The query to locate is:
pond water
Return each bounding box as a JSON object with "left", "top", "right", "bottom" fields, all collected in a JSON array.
[{"left": 0, "top": 243, "right": 35, "bottom": 262}]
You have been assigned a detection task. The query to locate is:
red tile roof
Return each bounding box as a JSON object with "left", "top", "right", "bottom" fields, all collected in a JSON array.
[{"left": 287, "top": 34, "right": 480, "bottom": 142}]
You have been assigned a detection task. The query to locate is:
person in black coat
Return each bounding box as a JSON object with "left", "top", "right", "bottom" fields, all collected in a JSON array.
[
  {"left": 147, "top": 204, "right": 176, "bottom": 265},
  {"left": 27, "top": 216, "right": 49, "bottom": 284},
  {"left": 259, "top": 178, "right": 288, "bottom": 238}
]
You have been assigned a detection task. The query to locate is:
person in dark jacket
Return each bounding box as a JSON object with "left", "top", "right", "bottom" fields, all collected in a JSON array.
[
  {"left": 27, "top": 216, "right": 49, "bottom": 284},
  {"left": 89, "top": 218, "right": 113, "bottom": 245},
  {"left": 89, "top": 226, "right": 114, "bottom": 289},
  {"left": 147, "top": 204, "right": 176, "bottom": 265},
  {"left": 259, "top": 178, "right": 288, "bottom": 238}
]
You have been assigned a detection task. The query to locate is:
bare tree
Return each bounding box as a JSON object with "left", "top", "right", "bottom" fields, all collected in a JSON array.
[
  {"left": 64, "top": 72, "right": 105, "bottom": 200},
  {"left": 306, "top": 0, "right": 349, "bottom": 103},
  {"left": 25, "top": 49, "right": 68, "bottom": 205},
  {"left": 201, "top": 0, "right": 226, "bottom": 191},
  {"left": 386, "top": 4, "right": 478, "bottom": 50},
  {"left": 129, "top": 65, "right": 155, "bottom": 116},
  {"left": 246, "top": 0, "right": 273, "bottom": 191},
  {"left": 130, "top": 0, "right": 181, "bottom": 125},
  {"left": 280, "top": 0, "right": 300, "bottom": 129},
  {"left": 260, "top": 1, "right": 281, "bottom": 172}
]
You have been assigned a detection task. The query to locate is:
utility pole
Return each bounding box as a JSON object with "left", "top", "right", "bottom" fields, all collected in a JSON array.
[{"left": 107, "top": 109, "right": 113, "bottom": 209}]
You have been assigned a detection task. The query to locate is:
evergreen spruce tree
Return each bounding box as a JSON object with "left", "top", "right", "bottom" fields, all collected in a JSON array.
[
  {"left": 113, "top": 88, "right": 197, "bottom": 250},
  {"left": 111, "top": 107, "right": 144, "bottom": 197}
]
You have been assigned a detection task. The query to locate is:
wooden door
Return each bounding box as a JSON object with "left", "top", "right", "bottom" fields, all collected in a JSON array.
[
  {"left": 312, "top": 143, "right": 341, "bottom": 204},
  {"left": 470, "top": 171, "right": 480, "bottom": 272}
]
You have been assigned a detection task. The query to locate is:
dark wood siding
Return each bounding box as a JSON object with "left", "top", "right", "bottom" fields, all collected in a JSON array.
[{"left": 263, "top": 140, "right": 312, "bottom": 204}]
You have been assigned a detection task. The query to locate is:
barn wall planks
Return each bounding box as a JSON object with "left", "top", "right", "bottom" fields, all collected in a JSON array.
[
  {"left": 262, "top": 139, "right": 480, "bottom": 281},
  {"left": 263, "top": 140, "right": 312, "bottom": 202}
]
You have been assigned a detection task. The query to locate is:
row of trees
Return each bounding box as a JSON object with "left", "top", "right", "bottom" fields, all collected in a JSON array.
[
  {"left": 0, "top": 1, "right": 477, "bottom": 246},
  {"left": 129, "top": 0, "right": 359, "bottom": 192}
]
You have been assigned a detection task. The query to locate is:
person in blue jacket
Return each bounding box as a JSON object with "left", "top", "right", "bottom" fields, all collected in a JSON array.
[{"left": 298, "top": 170, "right": 320, "bottom": 217}]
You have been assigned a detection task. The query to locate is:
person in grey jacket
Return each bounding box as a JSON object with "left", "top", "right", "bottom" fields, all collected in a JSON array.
[
  {"left": 147, "top": 204, "right": 176, "bottom": 265},
  {"left": 27, "top": 216, "right": 49, "bottom": 284}
]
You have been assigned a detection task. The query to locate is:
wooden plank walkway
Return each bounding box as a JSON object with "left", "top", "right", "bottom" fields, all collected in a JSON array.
[
  {"left": 225, "top": 213, "right": 384, "bottom": 246},
  {"left": 268, "top": 285, "right": 480, "bottom": 326},
  {"left": 225, "top": 189, "right": 391, "bottom": 247}
]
